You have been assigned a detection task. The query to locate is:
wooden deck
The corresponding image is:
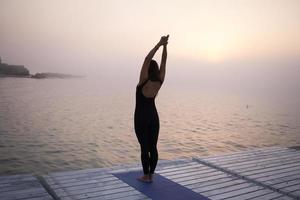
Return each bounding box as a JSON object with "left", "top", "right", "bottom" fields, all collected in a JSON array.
[
  {"left": 1, "top": 146, "right": 299, "bottom": 200},
  {"left": 0, "top": 174, "right": 53, "bottom": 200}
]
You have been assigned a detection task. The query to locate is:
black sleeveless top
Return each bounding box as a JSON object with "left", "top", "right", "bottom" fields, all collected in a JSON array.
[{"left": 135, "top": 79, "right": 162, "bottom": 117}]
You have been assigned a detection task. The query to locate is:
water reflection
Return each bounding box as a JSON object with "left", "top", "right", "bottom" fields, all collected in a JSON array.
[{"left": 0, "top": 78, "right": 299, "bottom": 175}]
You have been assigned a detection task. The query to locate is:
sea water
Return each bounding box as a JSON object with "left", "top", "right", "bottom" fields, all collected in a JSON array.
[{"left": 0, "top": 77, "right": 299, "bottom": 175}]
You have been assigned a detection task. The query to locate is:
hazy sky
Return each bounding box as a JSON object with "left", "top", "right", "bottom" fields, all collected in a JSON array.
[{"left": 0, "top": 0, "right": 300, "bottom": 94}]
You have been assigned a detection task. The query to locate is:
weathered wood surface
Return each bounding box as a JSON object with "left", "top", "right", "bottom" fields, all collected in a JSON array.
[
  {"left": 0, "top": 174, "right": 53, "bottom": 200},
  {"left": 195, "top": 146, "right": 300, "bottom": 199},
  {"left": 42, "top": 159, "right": 192, "bottom": 200},
  {"left": 1, "top": 147, "right": 299, "bottom": 200}
]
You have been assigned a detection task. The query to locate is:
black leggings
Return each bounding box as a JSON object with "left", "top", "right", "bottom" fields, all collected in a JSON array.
[{"left": 134, "top": 115, "right": 159, "bottom": 175}]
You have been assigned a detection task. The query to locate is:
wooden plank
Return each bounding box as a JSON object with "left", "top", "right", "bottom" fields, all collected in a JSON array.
[
  {"left": 225, "top": 189, "right": 275, "bottom": 200},
  {"left": 272, "top": 179, "right": 300, "bottom": 190},
  {"left": 210, "top": 147, "right": 293, "bottom": 160},
  {"left": 0, "top": 180, "right": 41, "bottom": 193},
  {"left": 156, "top": 162, "right": 205, "bottom": 174},
  {"left": 248, "top": 166, "right": 300, "bottom": 179},
  {"left": 155, "top": 158, "right": 193, "bottom": 168},
  {"left": 83, "top": 191, "right": 148, "bottom": 200},
  {"left": 217, "top": 152, "right": 300, "bottom": 170},
  {"left": 45, "top": 176, "right": 116, "bottom": 190},
  {"left": 264, "top": 174, "right": 300, "bottom": 186},
  {"left": 247, "top": 192, "right": 283, "bottom": 200},
  {"left": 49, "top": 170, "right": 113, "bottom": 181},
  {"left": 0, "top": 187, "right": 47, "bottom": 196},
  {"left": 47, "top": 179, "right": 120, "bottom": 191},
  {"left": 197, "top": 182, "right": 256, "bottom": 197},
  {"left": 52, "top": 180, "right": 127, "bottom": 191},
  {"left": 164, "top": 168, "right": 220, "bottom": 180},
  {"left": 176, "top": 174, "right": 233, "bottom": 185},
  {"left": 184, "top": 176, "right": 239, "bottom": 188},
  {"left": 163, "top": 169, "right": 223, "bottom": 180},
  {"left": 69, "top": 187, "right": 139, "bottom": 199},
  {"left": 50, "top": 167, "right": 110, "bottom": 178},
  {"left": 272, "top": 195, "right": 296, "bottom": 200},
  {"left": 190, "top": 179, "right": 247, "bottom": 192},
  {"left": 1, "top": 189, "right": 49, "bottom": 200},
  {"left": 155, "top": 162, "right": 200, "bottom": 173},
  {"left": 205, "top": 150, "right": 293, "bottom": 166},
  {"left": 290, "top": 190, "right": 300, "bottom": 198},
  {"left": 49, "top": 179, "right": 122, "bottom": 193},
  {"left": 208, "top": 148, "right": 296, "bottom": 164},
  {"left": 102, "top": 194, "right": 149, "bottom": 200},
  {"left": 242, "top": 162, "right": 300, "bottom": 177},
  {"left": 225, "top": 162, "right": 300, "bottom": 179},
  {"left": 46, "top": 172, "right": 113, "bottom": 184},
  {"left": 46, "top": 175, "right": 120, "bottom": 189},
  {"left": 207, "top": 185, "right": 263, "bottom": 200},
  {"left": 53, "top": 182, "right": 129, "bottom": 198},
  {"left": 160, "top": 166, "right": 217, "bottom": 177},
  {"left": 207, "top": 152, "right": 300, "bottom": 170},
  {"left": 229, "top": 156, "right": 300, "bottom": 173},
  {"left": 204, "top": 147, "right": 285, "bottom": 161},
  {"left": 0, "top": 175, "right": 53, "bottom": 200},
  {"left": 210, "top": 151, "right": 300, "bottom": 168},
  {"left": 280, "top": 184, "right": 300, "bottom": 193},
  {"left": 51, "top": 170, "right": 114, "bottom": 181},
  {"left": 225, "top": 154, "right": 300, "bottom": 171},
  {"left": 21, "top": 196, "right": 54, "bottom": 200},
  {"left": 156, "top": 159, "right": 198, "bottom": 170},
  {"left": 113, "top": 195, "right": 149, "bottom": 200},
  {"left": 116, "top": 195, "right": 150, "bottom": 200},
  {"left": 76, "top": 193, "right": 149, "bottom": 200},
  {"left": 0, "top": 175, "right": 36, "bottom": 185},
  {"left": 207, "top": 148, "right": 297, "bottom": 162}
]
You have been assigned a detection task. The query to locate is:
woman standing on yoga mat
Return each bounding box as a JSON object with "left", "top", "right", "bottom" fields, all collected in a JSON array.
[{"left": 134, "top": 35, "right": 169, "bottom": 182}]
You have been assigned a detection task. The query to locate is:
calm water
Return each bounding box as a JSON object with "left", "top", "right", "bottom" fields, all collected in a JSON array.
[{"left": 0, "top": 77, "right": 299, "bottom": 175}]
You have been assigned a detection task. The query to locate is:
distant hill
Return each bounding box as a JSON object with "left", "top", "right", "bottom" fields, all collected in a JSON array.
[
  {"left": 0, "top": 58, "right": 30, "bottom": 77},
  {"left": 31, "top": 72, "right": 84, "bottom": 79},
  {"left": 0, "top": 57, "right": 84, "bottom": 79}
]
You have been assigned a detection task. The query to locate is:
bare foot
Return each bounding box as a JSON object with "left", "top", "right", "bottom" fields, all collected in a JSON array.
[
  {"left": 137, "top": 174, "right": 152, "bottom": 183},
  {"left": 149, "top": 173, "right": 154, "bottom": 181}
]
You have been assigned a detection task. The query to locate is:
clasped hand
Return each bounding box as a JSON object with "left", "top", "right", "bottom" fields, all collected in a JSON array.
[{"left": 158, "top": 35, "right": 169, "bottom": 46}]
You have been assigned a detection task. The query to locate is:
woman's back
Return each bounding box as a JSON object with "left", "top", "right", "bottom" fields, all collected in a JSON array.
[
  {"left": 135, "top": 79, "right": 162, "bottom": 114},
  {"left": 139, "top": 79, "right": 162, "bottom": 98}
]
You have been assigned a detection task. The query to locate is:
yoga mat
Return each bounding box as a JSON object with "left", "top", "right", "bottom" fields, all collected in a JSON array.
[{"left": 113, "top": 171, "right": 210, "bottom": 200}]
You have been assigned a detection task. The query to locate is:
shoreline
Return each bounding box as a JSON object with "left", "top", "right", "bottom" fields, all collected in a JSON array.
[{"left": 0, "top": 74, "right": 85, "bottom": 79}]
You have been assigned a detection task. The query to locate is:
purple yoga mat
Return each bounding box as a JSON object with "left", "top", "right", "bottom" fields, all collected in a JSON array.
[{"left": 113, "top": 171, "right": 211, "bottom": 200}]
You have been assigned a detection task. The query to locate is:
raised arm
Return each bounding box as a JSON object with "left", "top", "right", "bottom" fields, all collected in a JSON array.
[
  {"left": 138, "top": 43, "right": 160, "bottom": 84},
  {"left": 138, "top": 35, "right": 169, "bottom": 84},
  {"left": 159, "top": 44, "right": 167, "bottom": 83}
]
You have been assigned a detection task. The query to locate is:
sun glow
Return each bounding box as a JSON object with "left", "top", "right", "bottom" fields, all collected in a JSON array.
[
  {"left": 1, "top": 0, "right": 299, "bottom": 72},
  {"left": 201, "top": 34, "right": 228, "bottom": 63},
  {"left": 176, "top": 32, "right": 236, "bottom": 63}
]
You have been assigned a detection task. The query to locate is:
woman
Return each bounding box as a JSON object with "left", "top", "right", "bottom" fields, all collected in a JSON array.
[{"left": 134, "top": 35, "right": 169, "bottom": 182}]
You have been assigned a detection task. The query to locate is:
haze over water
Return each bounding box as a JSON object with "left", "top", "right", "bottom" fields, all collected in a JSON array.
[
  {"left": 0, "top": 0, "right": 300, "bottom": 175},
  {"left": 0, "top": 77, "right": 299, "bottom": 175}
]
